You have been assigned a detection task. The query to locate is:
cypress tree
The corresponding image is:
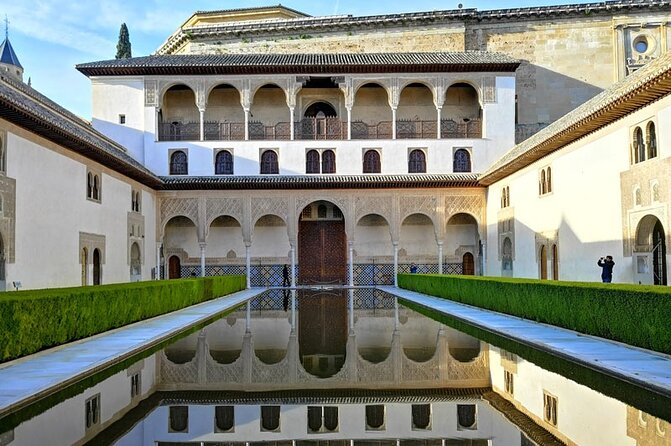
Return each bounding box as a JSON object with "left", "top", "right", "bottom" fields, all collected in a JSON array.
[{"left": 115, "top": 23, "right": 132, "bottom": 59}]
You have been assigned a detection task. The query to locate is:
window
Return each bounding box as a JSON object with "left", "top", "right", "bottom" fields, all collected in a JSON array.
[
  {"left": 552, "top": 244, "right": 559, "bottom": 280},
  {"left": 453, "top": 149, "right": 471, "bottom": 172},
  {"left": 307, "top": 406, "right": 339, "bottom": 433},
  {"left": 633, "top": 126, "right": 646, "bottom": 163},
  {"left": 539, "top": 167, "right": 552, "bottom": 196},
  {"left": 457, "top": 404, "right": 477, "bottom": 430},
  {"left": 543, "top": 392, "right": 558, "bottom": 426},
  {"left": 365, "top": 405, "right": 385, "bottom": 430},
  {"left": 501, "top": 186, "right": 510, "bottom": 208},
  {"left": 408, "top": 149, "right": 426, "bottom": 173},
  {"left": 302, "top": 206, "right": 313, "bottom": 219},
  {"left": 119, "top": 114, "right": 126, "bottom": 124},
  {"left": 502, "top": 237, "right": 513, "bottom": 272},
  {"left": 504, "top": 370, "right": 514, "bottom": 395},
  {"left": 411, "top": 404, "right": 431, "bottom": 430},
  {"left": 317, "top": 204, "right": 327, "bottom": 219},
  {"left": 130, "top": 372, "right": 141, "bottom": 398},
  {"left": 215, "top": 150, "right": 233, "bottom": 175},
  {"left": 306, "top": 149, "right": 320, "bottom": 174},
  {"left": 87, "top": 171, "right": 101, "bottom": 202},
  {"left": 260, "top": 150, "right": 279, "bottom": 174},
  {"left": 85, "top": 394, "right": 101, "bottom": 429},
  {"left": 169, "top": 150, "right": 188, "bottom": 175},
  {"left": 647, "top": 122, "right": 657, "bottom": 159},
  {"left": 169, "top": 406, "right": 189, "bottom": 432},
  {"left": 322, "top": 149, "right": 336, "bottom": 174},
  {"left": 363, "top": 150, "right": 381, "bottom": 173},
  {"left": 215, "top": 406, "right": 234, "bottom": 432},
  {"left": 261, "top": 405, "right": 280, "bottom": 431},
  {"left": 131, "top": 190, "right": 141, "bottom": 212}
]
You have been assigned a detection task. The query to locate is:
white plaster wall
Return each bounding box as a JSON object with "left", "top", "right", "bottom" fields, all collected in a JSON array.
[
  {"left": 91, "top": 77, "right": 146, "bottom": 164},
  {"left": 9, "top": 355, "right": 156, "bottom": 446},
  {"left": 250, "top": 223, "right": 290, "bottom": 258},
  {"left": 206, "top": 221, "right": 246, "bottom": 259},
  {"left": 164, "top": 218, "right": 199, "bottom": 258},
  {"left": 399, "top": 220, "right": 437, "bottom": 257},
  {"left": 485, "top": 94, "right": 671, "bottom": 282},
  {"left": 4, "top": 126, "right": 158, "bottom": 289},
  {"left": 489, "top": 347, "right": 636, "bottom": 446}
]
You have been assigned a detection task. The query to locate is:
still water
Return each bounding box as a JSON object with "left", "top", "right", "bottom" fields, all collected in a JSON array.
[{"left": 2, "top": 289, "right": 670, "bottom": 446}]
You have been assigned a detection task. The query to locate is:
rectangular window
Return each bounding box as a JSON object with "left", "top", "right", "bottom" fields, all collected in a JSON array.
[
  {"left": 119, "top": 114, "right": 126, "bottom": 124},
  {"left": 131, "top": 190, "right": 141, "bottom": 212},
  {"left": 130, "top": 372, "right": 141, "bottom": 398},
  {"left": 85, "top": 394, "right": 101, "bottom": 429},
  {"left": 86, "top": 170, "right": 102, "bottom": 203},
  {"left": 543, "top": 392, "right": 558, "bottom": 426},
  {"left": 504, "top": 370, "right": 514, "bottom": 395}
]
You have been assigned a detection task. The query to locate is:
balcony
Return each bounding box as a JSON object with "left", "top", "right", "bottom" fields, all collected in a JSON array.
[
  {"left": 440, "top": 119, "right": 482, "bottom": 139},
  {"left": 296, "top": 117, "right": 347, "bottom": 140}
]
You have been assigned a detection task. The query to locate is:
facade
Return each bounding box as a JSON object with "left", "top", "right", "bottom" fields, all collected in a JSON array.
[{"left": 0, "top": 1, "right": 669, "bottom": 289}]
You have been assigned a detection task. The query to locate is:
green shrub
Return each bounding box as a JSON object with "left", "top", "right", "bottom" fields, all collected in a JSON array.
[
  {"left": 0, "top": 276, "right": 245, "bottom": 363},
  {"left": 398, "top": 274, "right": 671, "bottom": 355}
]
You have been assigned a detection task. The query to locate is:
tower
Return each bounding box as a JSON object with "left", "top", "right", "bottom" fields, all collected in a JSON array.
[{"left": 0, "top": 17, "right": 23, "bottom": 82}]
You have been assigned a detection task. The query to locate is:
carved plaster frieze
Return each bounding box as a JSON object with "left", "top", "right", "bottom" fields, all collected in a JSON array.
[
  {"left": 206, "top": 197, "right": 244, "bottom": 227},
  {"left": 355, "top": 195, "right": 393, "bottom": 225},
  {"left": 251, "top": 197, "right": 289, "bottom": 225},
  {"left": 144, "top": 80, "right": 158, "bottom": 107},
  {"left": 160, "top": 197, "right": 199, "bottom": 234},
  {"left": 482, "top": 76, "right": 497, "bottom": 103},
  {"left": 400, "top": 195, "right": 437, "bottom": 224},
  {"left": 445, "top": 194, "right": 485, "bottom": 224}
]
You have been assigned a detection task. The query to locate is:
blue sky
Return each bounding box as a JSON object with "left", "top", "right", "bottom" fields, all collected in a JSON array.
[{"left": 5, "top": 0, "right": 590, "bottom": 118}]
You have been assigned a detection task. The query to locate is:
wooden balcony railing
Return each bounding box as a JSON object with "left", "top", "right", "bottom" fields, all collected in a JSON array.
[
  {"left": 158, "top": 122, "right": 200, "bottom": 141},
  {"left": 204, "top": 121, "right": 245, "bottom": 141},
  {"left": 249, "top": 121, "right": 291, "bottom": 140},
  {"left": 396, "top": 119, "right": 438, "bottom": 139},
  {"left": 351, "top": 121, "right": 393, "bottom": 140},
  {"left": 296, "top": 117, "right": 347, "bottom": 140},
  {"left": 440, "top": 119, "right": 482, "bottom": 139}
]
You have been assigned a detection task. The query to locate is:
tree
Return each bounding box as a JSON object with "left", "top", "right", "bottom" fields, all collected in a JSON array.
[{"left": 115, "top": 23, "right": 132, "bottom": 59}]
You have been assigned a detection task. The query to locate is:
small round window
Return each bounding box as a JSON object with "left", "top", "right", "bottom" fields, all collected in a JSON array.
[{"left": 633, "top": 35, "right": 649, "bottom": 54}]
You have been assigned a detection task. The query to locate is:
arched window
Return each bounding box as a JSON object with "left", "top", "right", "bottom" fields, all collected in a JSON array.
[
  {"left": 169, "top": 406, "right": 188, "bottom": 432},
  {"left": 215, "top": 150, "right": 233, "bottom": 175},
  {"left": 412, "top": 404, "right": 431, "bottom": 430},
  {"left": 552, "top": 244, "right": 559, "bottom": 280},
  {"left": 92, "top": 175, "right": 100, "bottom": 200},
  {"left": 647, "top": 122, "right": 657, "bottom": 159},
  {"left": 539, "top": 245, "right": 547, "bottom": 280},
  {"left": 322, "top": 150, "right": 336, "bottom": 174},
  {"left": 462, "top": 252, "right": 475, "bottom": 275},
  {"left": 93, "top": 248, "right": 102, "bottom": 285},
  {"left": 130, "top": 242, "right": 141, "bottom": 281},
  {"left": 540, "top": 170, "right": 547, "bottom": 195},
  {"left": 317, "top": 204, "right": 327, "bottom": 219},
  {"left": 365, "top": 405, "right": 385, "bottom": 430},
  {"left": 214, "top": 406, "right": 234, "bottom": 432},
  {"left": 260, "top": 150, "right": 279, "bottom": 174},
  {"left": 306, "top": 150, "right": 320, "bottom": 174},
  {"left": 170, "top": 150, "right": 188, "bottom": 175},
  {"left": 546, "top": 167, "right": 552, "bottom": 193},
  {"left": 502, "top": 237, "right": 513, "bottom": 272},
  {"left": 261, "top": 406, "right": 280, "bottom": 431},
  {"left": 408, "top": 149, "right": 426, "bottom": 173},
  {"left": 453, "top": 149, "right": 471, "bottom": 173},
  {"left": 457, "top": 405, "right": 477, "bottom": 429},
  {"left": 635, "top": 127, "right": 646, "bottom": 163},
  {"left": 363, "top": 150, "right": 381, "bottom": 173},
  {"left": 87, "top": 172, "right": 93, "bottom": 199}
]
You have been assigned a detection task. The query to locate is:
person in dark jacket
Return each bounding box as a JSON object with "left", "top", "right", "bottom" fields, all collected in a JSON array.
[
  {"left": 597, "top": 256, "right": 615, "bottom": 283},
  {"left": 282, "top": 264, "right": 290, "bottom": 311}
]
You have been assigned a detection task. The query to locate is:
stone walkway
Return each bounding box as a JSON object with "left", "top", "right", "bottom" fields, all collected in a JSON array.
[
  {"left": 0, "top": 288, "right": 266, "bottom": 417},
  {"left": 380, "top": 286, "right": 671, "bottom": 398}
]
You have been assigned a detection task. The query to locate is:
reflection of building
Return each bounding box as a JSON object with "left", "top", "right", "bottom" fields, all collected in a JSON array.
[{"left": 0, "top": 2, "right": 671, "bottom": 289}]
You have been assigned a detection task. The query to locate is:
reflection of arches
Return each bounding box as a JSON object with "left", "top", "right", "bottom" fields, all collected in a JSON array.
[
  {"left": 539, "top": 245, "right": 547, "bottom": 280},
  {"left": 462, "top": 252, "right": 474, "bottom": 275},
  {"left": 304, "top": 101, "right": 337, "bottom": 117},
  {"left": 130, "top": 242, "right": 141, "bottom": 281},
  {"left": 169, "top": 255, "right": 181, "bottom": 279},
  {"left": 81, "top": 247, "right": 88, "bottom": 286},
  {"left": 93, "top": 248, "right": 102, "bottom": 285}
]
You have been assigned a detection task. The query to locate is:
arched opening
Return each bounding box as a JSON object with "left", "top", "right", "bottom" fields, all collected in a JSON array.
[
  {"left": 130, "top": 242, "right": 141, "bottom": 282},
  {"left": 502, "top": 237, "right": 513, "bottom": 276},
  {"left": 446, "top": 213, "right": 479, "bottom": 275},
  {"left": 352, "top": 83, "right": 391, "bottom": 139},
  {"left": 453, "top": 149, "right": 471, "bottom": 173},
  {"left": 214, "top": 150, "right": 233, "bottom": 175},
  {"left": 635, "top": 215, "right": 667, "bottom": 285},
  {"left": 540, "top": 170, "right": 547, "bottom": 195},
  {"left": 164, "top": 215, "right": 198, "bottom": 278},
  {"left": 205, "top": 84, "right": 244, "bottom": 141},
  {"left": 322, "top": 149, "right": 336, "bottom": 174},
  {"left": 354, "top": 214, "right": 393, "bottom": 285},
  {"left": 251, "top": 214, "right": 290, "bottom": 287},
  {"left": 297, "top": 76, "right": 345, "bottom": 140},
  {"left": 260, "top": 150, "right": 279, "bottom": 174},
  {"left": 647, "top": 122, "right": 657, "bottom": 159},
  {"left": 304, "top": 101, "right": 337, "bottom": 117},
  {"left": 298, "top": 201, "right": 346, "bottom": 284},
  {"left": 539, "top": 245, "right": 548, "bottom": 280},
  {"left": 408, "top": 149, "right": 426, "bottom": 173},
  {"left": 363, "top": 150, "right": 381, "bottom": 173},
  {"left": 207, "top": 216, "right": 245, "bottom": 277},
  {"left": 306, "top": 149, "right": 320, "bottom": 174},
  {"left": 169, "top": 150, "right": 188, "bottom": 175},
  {"left": 399, "top": 213, "right": 436, "bottom": 272},
  {"left": 551, "top": 244, "right": 559, "bottom": 280},
  {"left": 250, "top": 84, "right": 289, "bottom": 140},
  {"left": 81, "top": 247, "right": 88, "bottom": 286},
  {"left": 93, "top": 248, "right": 102, "bottom": 285},
  {"left": 442, "top": 83, "right": 482, "bottom": 138},
  {"left": 159, "top": 84, "right": 199, "bottom": 141},
  {"left": 634, "top": 127, "right": 646, "bottom": 163},
  {"left": 447, "top": 327, "right": 481, "bottom": 362},
  {"left": 397, "top": 83, "right": 435, "bottom": 139},
  {"left": 462, "top": 252, "right": 475, "bottom": 275}
]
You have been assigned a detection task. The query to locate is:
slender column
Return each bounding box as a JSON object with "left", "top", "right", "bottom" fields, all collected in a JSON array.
[
  {"left": 481, "top": 241, "right": 486, "bottom": 276},
  {"left": 244, "top": 109, "right": 250, "bottom": 141},
  {"left": 393, "top": 242, "right": 399, "bottom": 287},
  {"left": 199, "top": 109, "right": 205, "bottom": 141},
  {"left": 348, "top": 289, "right": 354, "bottom": 333},
  {"left": 289, "top": 106, "right": 295, "bottom": 140},
  {"left": 290, "top": 245, "right": 296, "bottom": 287},
  {"left": 245, "top": 243, "right": 251, "bottom": 288},
  {"left": 291, "top": 290, "right": 297, "bottom": 330},
  {"left": 436, "top": 107, "right": 442, "bottom": 139},
  {"left": 394, "top": 297, "right": 399, "bottom": 329},
  {"left": 391, "top": 107, "right": 397, "bottom": 140},
  {"left": 348, "top": 241, "right": 354, "bottom": 286},
  {"left": 438, "top": 241, "right": 444, "bottom": 275},
  {"left": 246, "top": 301, "right": 251, "bottom": 331},
  {"left": 346, "top": 107, "right": 352, "bottom": 140},
  {"left": 199, "top": 242, "right": 206, "bottom": 277},
  {"left": 156, "top": 241, "right": 162, "bottom": 280}
]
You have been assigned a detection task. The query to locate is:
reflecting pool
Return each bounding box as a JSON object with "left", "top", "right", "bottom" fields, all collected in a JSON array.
[{"left": 1, "top": 289, "right": 670, "bottom": 446}]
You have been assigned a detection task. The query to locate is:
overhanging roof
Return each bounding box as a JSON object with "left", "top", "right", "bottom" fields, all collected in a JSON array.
[
  {"left": 479, "top": 52, "right": 671, "bottom": 186},
  {"left": 159, "top": 173, "right": 480, "bottom": 190},
  {"left": 76, "top": 52, "right": 520, "bottom": 77}
]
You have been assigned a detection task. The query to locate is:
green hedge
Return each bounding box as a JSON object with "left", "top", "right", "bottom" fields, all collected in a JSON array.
[
  {"left": 0, "top": 276, "right": 245, "bottom": 363},
  {"left": 398, "top": 274, "right": 671, "bottom": 355}
]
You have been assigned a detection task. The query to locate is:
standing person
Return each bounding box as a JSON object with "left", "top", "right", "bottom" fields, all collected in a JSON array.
[
  {"left": 597, "top": 256, "right": 615, "bottom": 283},
  {"left": 282, "top": 264, "right": 290, "bottom": 311}
]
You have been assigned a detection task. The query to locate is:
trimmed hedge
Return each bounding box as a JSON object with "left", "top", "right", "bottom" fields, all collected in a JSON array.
[
  {"left": 0, "top": 276, "right": 245, "bottom": 363},
  {"left": 398, "top": 274, "right": 671, "bottom": 355}
]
